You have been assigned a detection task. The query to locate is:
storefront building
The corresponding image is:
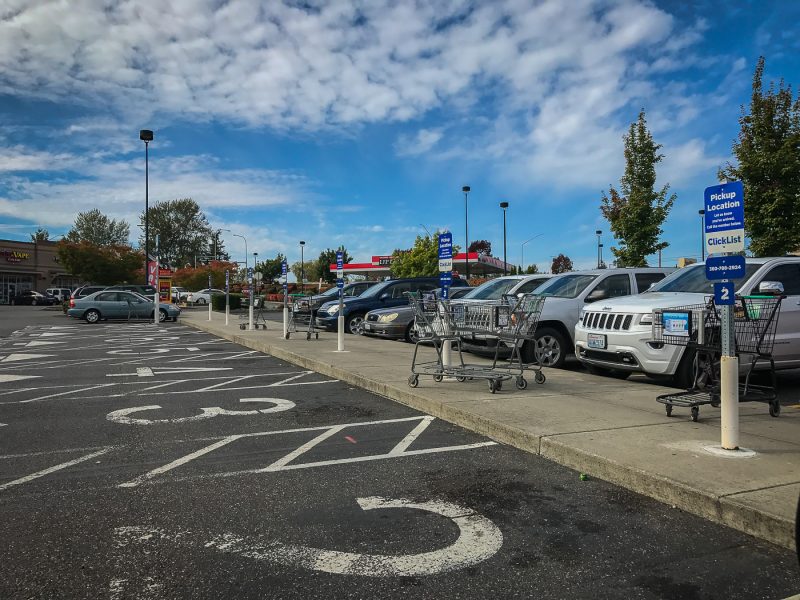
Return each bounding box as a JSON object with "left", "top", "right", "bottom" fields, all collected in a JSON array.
[{"left": 0, "top": 239, "right": 81, "bottom": 304}]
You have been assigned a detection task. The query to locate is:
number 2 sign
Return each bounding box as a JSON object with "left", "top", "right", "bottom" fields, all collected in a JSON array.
[{"left": 714, "top": 281, "right": 735, "bottom": 306}]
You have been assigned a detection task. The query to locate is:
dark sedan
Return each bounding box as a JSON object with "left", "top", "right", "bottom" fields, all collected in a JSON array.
[
  {"left": 362, "top": 287, "right": 473, "bottom": 342},
  {"left": 9, "top": 290, "right": 57, "bottom": 306}
]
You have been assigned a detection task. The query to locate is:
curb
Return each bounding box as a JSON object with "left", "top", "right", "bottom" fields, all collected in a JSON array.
[{"left": 186, "top": 319, "right": 797, "bottom": 551}]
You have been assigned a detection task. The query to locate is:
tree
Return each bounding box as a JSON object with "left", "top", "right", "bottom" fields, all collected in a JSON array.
[
  {"left": 57, "top": 241, "right": 143, "bottom": 284},
  {"left": 525, "top": 264, "right": 540, "bottom": 274},
  {"left": 209, "top": 230, "right": 230, "bottom": 262},
  {"left": 139, "top": 198, "right": 213, "bottom": 267},
  {"left": 600, "top": 110, "right": 676, "bottom": 267},
  {"left": 30, "top": 228, "right": 50, "bottom": 242},
  {"left": 314, "top": 247, "right": 353, "bottom": 283},
  {"left": 390, "top": 234, "right": 440, "bottom": 278},
  {"left": 719, "top": 57, "right": 800, "bottom": 256},
  {"left": 551, "top": 254, "right": 573, "bottom": 274},
  {"left": 291, "top": 260, "right": 319, "bottom": 284},
  {"left": 468, "top": 240, "right": 492, "bottom": 256},
  {"left": 255, "top": 253, "right": 288, "bottom": 283},
  {"left": 172, "top": 260, "right": 239, "bottom": 291},
  {"left": 66, "top": 209, "right": 130, "bottom": 246}
]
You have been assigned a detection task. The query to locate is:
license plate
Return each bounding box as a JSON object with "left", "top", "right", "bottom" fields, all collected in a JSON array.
[
  {"left": 587, "top": 333, "right": 606, "bottom": 349},
  {"left": 363, "top": 323, "right": 372, "bottom": 331}
]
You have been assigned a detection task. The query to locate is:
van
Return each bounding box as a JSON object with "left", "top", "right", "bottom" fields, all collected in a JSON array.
[{"left": 46, "top": 288, "right": 73, "bottom": 302}]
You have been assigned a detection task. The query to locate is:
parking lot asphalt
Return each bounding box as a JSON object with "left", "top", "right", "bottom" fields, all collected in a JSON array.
[{"left": 1, "top": 316, "right": 799, "bottom": 598}]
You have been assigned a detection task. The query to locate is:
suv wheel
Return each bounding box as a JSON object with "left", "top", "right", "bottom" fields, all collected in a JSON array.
[
  {"left": 534, "top": 327, "right": 567, "bottom": 368},
  {"left": 672, "top": 348, "right": 696, "bottom": 389},
  {"left": 345, "top": 312, "right": 366, "bottom": 335},
  {"left": 405, "top": 322, "right": 419, "bottom": 344}
]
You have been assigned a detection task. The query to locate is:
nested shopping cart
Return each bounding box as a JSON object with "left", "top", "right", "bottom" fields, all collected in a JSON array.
[
  {"left": 487, "top": 294, "right": 547, "bottom": 389},
  {"left": 406, "top": 292, "right": 509, "bottom": 392},
  {"left": 285, "top": 294, "right": 319, "bottom": 340},
  {"left": 651, "top": 295, "right": 782, "bottom": 421}
]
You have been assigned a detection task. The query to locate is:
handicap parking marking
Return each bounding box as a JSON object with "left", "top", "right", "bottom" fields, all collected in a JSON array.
[
  {"left": 106, "top": 398, "right": 295, "bottom": 425},
  {"left": 118, "top": 416, "right": 497, "bottom": 488},
  {"left": 115, "top": 495, "right": 503, "bottom": 578}
]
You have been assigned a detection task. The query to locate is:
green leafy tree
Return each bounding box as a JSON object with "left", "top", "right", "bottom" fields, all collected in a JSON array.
[
  {"left": 600, "top": 110, "right": 676, "bottom": 266},
  {"left": 172, "top": 260, "right": 239, "bottom": 291},
  {"left": 291, "top": 260, "right": 319, "bottom": 284},
  {"left": 256, "top": 253, "right": 288, "bottom": 282},
  {"left": 139, "top": 198, "right": 213, "bottom": 267},
  {"left": 390, "top": 234, "right": 451, "bottom": 278},
  {"left": 551, "top": 254, "right": 573, "bottom": 274},
  {"left": 30, "top": 228, "right": 50, "bottom": 242},
  {"left": 57, "top": 241, "right": 143, "bottom": 284},
  {"left": 66, "top": 209, "right": 130, "bottom": 246},
  {"left": 525, "top": 264, "right": 540, "bottom": 274},
  {"left": 314, "top": 247, "right": 353, "bottom": 283},
  {"left": 719, "top": 57, "right": 800, "bottom": 256}
]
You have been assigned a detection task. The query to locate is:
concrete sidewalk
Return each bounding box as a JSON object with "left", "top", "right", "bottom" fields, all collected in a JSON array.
[{"left": 182, "top": 309, "right": 800, "bottom": 551}]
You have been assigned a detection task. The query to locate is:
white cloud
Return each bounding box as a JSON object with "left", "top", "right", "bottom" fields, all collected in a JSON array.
[{"left": 395, "top": 128, "right": 444, "bottom": 157}]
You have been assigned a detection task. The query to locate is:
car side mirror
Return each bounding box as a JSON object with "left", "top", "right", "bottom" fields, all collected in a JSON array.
[
  {"left": 585, "top": 289, "right": 607, "bottom": 302},
  {"left": 758, "top": 281, "right": 785, "bottom": 296}
]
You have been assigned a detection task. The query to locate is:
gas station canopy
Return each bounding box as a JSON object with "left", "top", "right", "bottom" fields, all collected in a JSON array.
[{"left": 329, "top": 253, "right": 509, "bottom": 278}]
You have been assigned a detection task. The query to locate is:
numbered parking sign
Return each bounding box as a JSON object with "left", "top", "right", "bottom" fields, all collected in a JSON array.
[{"left": 714, "top": 282, "right": 735, "bottom": 306}]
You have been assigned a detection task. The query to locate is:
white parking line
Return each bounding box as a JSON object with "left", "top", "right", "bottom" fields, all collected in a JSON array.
[{"left": 0, "top": 447, "right": 112, "bottom": 492}]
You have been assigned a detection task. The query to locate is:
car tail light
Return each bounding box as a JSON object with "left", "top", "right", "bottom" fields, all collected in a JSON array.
[{"left": 69, "top": 299, "right": 75, "bottom": 308}]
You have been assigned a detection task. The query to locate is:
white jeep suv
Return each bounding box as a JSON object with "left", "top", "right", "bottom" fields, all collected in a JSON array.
[{"left": 574, "top": 258, "right": 800, "bottom": 386}]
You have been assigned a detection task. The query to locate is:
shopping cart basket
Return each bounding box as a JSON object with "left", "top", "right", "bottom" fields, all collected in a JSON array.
[{"left": 285, "top": 294, "right": 319, "bottom": 340}]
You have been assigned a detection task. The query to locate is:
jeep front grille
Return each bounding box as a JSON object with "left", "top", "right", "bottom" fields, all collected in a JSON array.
[{"left": 583, "top": 312, "right": 634, "bottom": 331}]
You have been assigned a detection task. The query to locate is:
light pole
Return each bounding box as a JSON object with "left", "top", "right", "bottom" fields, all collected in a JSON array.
[
  {"left": 299, "top": 241, "right": 305, "bottom": 293},
  {"left": 699, "top": 209, "right": 706, "bottom": 261},
  {"left": 222, "top": 229, "right": 247, "bottom": 272},
  {"left": 521, "top": 234, "right": 543, "bottom": 272},
  {"left": 595, "top": 230, "right": 602, "bottom": 269},
  {"left": 139, "top": 129, "right": 153, "bottom": 286},
  {"left": 462, "top": 185, "right": 470, "bottom": 280},
  {"left": 499, "top": 202, "right": 509, "bottom": 275}
]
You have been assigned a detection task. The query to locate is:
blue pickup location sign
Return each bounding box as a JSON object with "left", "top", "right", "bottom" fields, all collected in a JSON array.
[
  {"left": 438, "top": 232, "right": 453, "bottom": 259},
  {"left": 336, "top": 251, "right": 343, "bottom": 270},
  {"left": 281, "top": 261, "right": 288, "bottom": 276},
  {"left": 706, "top": 254, "right": 746, "bottom": 280},
  {"left": 704, "top": 181, "right": 744, "bottom": 255},
  {"left": 225, "top": 270, "right": 229, "bottom": 292},
  {"left": 714, "top": 282, "right": 735, "bottom": 306}
]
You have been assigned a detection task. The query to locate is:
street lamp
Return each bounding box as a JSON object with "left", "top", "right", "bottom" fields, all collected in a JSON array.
[
  {"left": 299, "top": 241, "right": 306, "bottom": 292},
  {"left": 499, "top": 202, "right": 509, "bottom": 275},
  {"left": 462, "top": 185, "right": 470, "bottom": 280},
  {"left": 699, "top": 209, "right": 706, "bottom": 261},
  {"left": 221, "top": 229, "right": 247, "bottom": 272},
  {"left": 521, "top": 234, "right": 543, "bottom": 272},
  {"left": 595, "top": 230, "right": 602, "bottom": 269},
  {"left": 139, "top": 129, "right": 153, "bottom": 286}
]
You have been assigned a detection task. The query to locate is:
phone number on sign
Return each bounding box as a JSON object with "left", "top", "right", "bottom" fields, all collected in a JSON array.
[{"left": 707, "top": 265, "right": 740, "bottom": 272}]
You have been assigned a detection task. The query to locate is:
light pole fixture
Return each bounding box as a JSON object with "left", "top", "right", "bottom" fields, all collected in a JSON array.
[
  {"left": 595, "top": 230, "right": 602, "bottom": 269},
  {"left": 139, "top": 129, "right": 153, "bottom": 286},
  {"left": 299, "top": 241, "right": 306, "bottom": 292},
  {"left": 222, "top": 229, "right": 247, "bottom": 272},
  {"left": 499, "top": 202, "right": 509, "bottom": 275},
  {"left": 521, "top": 233, "right": 543, "bottom": 272},
  {"left": 699, "top": 209, "right": 706, "bottom": 261},
  {"left": 462, "top": 185, "right": 470, "bottom": 280}
]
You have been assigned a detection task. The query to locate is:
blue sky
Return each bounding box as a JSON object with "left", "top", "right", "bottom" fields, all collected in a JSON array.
[{"left": 0, "top": 0, "right": 798, "bottom": 272}]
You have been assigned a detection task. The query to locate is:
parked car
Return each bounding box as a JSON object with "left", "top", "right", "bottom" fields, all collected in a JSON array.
[
  {"left": 67, "top": 290, "right": 180, "bottom": 323},
  {"left": 105, "top": 284, "right": 159, "bottom": 297},
  {"left": 187, "top": 288, "right": 226, "bottom": 305},
  {"left": 45, "top": 288, "right": 73, "bottom": 303},
  {"left": 574, "top": 258, "right": 800, "bottom": 385},
  {"left": 363, "top": 287, "right": 474, "bottom": 342},
  {"left": 71, "top": 285, "right": 107, "bottom": 299},
  {"left": 9, "top": 290, "right": 57, "bottom": 306},
  {"left": 171, "top": 287, "right": 189, "bottom": 302},
  {"left": 316, "top": 277, "right": 469, "bottom": 334},
  {"left": 294, "top": 281, "right": 380, "bottom": 316}
]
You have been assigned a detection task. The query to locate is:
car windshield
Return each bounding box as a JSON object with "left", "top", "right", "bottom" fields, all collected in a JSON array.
[
  {"left": 358, "top": 281, "right": 391, "bottom": 298},
  {"left": 536, "top": 274, "right": 598, "bottom": 298},
  {"left": 648, "top": 263, "right": 763, "bottom": 294},
  {"left": 462, "top": 278, "right": 521, "bottom": 300},
  {"left": 318, "top": 287, "right": 340, "bottom": 298}
]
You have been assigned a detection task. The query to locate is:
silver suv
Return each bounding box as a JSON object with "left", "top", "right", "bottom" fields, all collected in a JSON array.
[
  {"left": 574, "top": 258, "right": 800, "bottom": 385},
  {"left": 527, "top": 268, "right": 674, "bottom": 367}
]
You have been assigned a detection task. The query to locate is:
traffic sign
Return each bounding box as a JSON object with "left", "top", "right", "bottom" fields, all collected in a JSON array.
[
  {"left": 438, "top": 258, "right": 453, "bottom": 272},
  {"left": 336, "top": 251, "right": 343, "bottom": 270},
  {"left": 439, "top": 272, "right": 453, "bottom": 286},
  {"left": 704, "top": 181, "right": 744, "bottom": 255},
  {"left": 336, "top": 278, "right": 344, "bottom": 289},
  {"left": 225, "top": 270, "right": 229, "bottom": 291},
  {"left": 714, "top": 282, "right": 735, "bottom": 306},
  {"left": 705, "top": 255, "right": 746, "bottom": 280},
  {"left": 247, "top": 267, "right": 254, "bottom": 284},
  {"left": 281, "top": 261, "right": 288, "bottom": 275}
]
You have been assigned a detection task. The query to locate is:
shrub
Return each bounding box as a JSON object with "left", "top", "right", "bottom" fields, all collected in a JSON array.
[{"left": 211, "top": 293, "right": 242, "bottom": 311}]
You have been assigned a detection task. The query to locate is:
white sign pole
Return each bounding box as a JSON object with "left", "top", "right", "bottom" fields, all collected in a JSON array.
[
  {"left": 281, "top": 262, "right": 289, "bottom": 339},
  {"left": 248, "top": 269, "right": 254, "bottom": 331},
  {"left": 336, "top": 251, "right": 345, "bottom": 351},
  {"left": 225, "top": 270, "right": 230, "bottom": 326},
  {"left": 154, "top": 235, "right": 160, "bottom": 328}
]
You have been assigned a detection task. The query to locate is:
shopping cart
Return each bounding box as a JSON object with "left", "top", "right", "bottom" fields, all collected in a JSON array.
[
  {"left": 239, "top": 296, "right": 269, "bottom": 330},
  {"left": 285, "top": 294, "right": 319, "bottom": 340},
  {"left": 487, "top": 294, "right": 547, "bottom": 389},
  {"left": 406, "top": 292, "right": 510, "bottom": 392},
  {"left": 651, "top": 295, "right": 782, "bottom": 421}
]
